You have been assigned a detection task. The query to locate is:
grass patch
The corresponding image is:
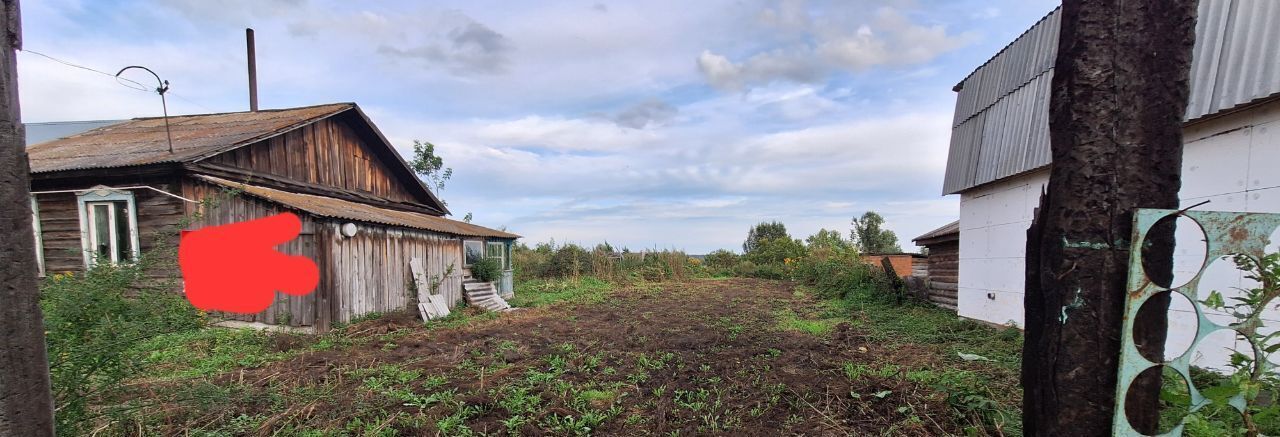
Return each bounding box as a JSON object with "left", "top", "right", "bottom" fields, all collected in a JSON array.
[
  {"left": 798, "top": 284, "right": 1024, "bottom": 435},
  {"left": 134, "top": 328, "right": 296, "bottom": 380},
  {"left": 508, "top": 277, "right": 613, "bottom": 308},
  {"left": 773, "top": 308, "right": 840, "bottom": 336}
]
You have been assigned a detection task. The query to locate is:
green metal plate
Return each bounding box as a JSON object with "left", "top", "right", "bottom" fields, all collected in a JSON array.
[{"left": 1114, "top": 209, "right": 1280, "bottom": 436}]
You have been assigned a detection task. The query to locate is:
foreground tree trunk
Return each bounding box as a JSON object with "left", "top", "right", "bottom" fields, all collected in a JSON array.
[
  {"left": 0, "top": 0, "right": 55, "bottom": 435},
  {"left": 1022, "top": 1, "right": 1197, "bottom": 435}
]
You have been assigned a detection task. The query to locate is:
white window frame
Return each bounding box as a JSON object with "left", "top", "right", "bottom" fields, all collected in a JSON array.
[
  {"left": 31, "top": 196, "right": 44, "bottom": 277},
  {"left": 77, "top": 188, "right": 140, "bottom": 268}
]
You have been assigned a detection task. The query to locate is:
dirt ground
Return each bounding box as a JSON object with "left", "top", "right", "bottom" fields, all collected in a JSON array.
[{"left": 136, "top": 278, "right": 992, "bottom": 436}]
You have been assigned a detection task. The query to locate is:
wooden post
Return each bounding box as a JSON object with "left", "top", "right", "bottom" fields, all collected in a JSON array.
[
  {"left": 0, "top": 0, "right": 56, "bottom": 434},
  {"left": 880, "top": 256, "right": 904, "bottom": 304},
  {"left": 1022, "top": 1, "right": 1197, "bottom": 434}
]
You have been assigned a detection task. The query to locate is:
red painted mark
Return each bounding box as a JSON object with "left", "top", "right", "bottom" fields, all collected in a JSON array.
[{"left": 179, "top": 212, "right": 319, "bottom": 314}]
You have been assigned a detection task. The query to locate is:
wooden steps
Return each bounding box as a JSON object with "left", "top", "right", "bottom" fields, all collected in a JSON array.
[{"left": 464, "top": 281, "right": 513, "bottom": 312}]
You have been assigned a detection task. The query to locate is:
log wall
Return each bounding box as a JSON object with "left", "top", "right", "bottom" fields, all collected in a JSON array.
[
  {"left": 925, "top": 241, "right": 959, "bottom": 310},
  {"left": 32, "top": 179, "right": 186, "bottom": 281}
]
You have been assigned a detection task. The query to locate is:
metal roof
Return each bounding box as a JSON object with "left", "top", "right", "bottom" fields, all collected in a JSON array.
[
  {"left": 943, "top": 1, "right": 1280, "bottom": 195},
  {"left": 912, "top": 220, "right": 960, "bottom": 245},
  {"left": 26, "top": 103, "right": 352, "bottom": 173},
  {"left": 197, "top": 175, "right": 519, "bottom": 239},
  {"left": 25, "top": 120, "right": 124, "bottom": 146}
]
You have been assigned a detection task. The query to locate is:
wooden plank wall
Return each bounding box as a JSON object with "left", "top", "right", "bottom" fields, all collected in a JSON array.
[
  {"left": 925, "top": 241, "right": 959, "bottom": 310},
  {"left": 33, "top": 180, "right": 186, "bottom": 282},
  {"left": 206, "top": 118, "right": 417, "bottom": 203},
  {"left": 183, "top": 180, "right": 318, "bottom": 327},
  {"left": 326, "top": 223, "right": 464, "bottom": 324}
]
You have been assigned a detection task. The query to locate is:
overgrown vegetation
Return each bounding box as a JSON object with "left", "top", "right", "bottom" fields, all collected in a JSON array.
[
  {"left": 1154, "top": 251, "right": 1280, "bottom": 436},
  {"left": 512, "top": 240, "right": 697, "bottom": 283},
  {"left": 41, "top": 258, "right": 205, "bottom": 434},
  {"left": 469, "top": 257, "right": 501, "bottom": 283}
]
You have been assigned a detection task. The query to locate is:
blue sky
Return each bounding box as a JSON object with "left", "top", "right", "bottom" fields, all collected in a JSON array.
[{"left": 19, "top": 0, "right": 1057, "bottom": 253}]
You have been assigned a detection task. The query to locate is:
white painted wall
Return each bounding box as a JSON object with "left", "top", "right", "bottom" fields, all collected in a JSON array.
[{"left": 956, "top": 100, "right": 1280, "bottom": 370}]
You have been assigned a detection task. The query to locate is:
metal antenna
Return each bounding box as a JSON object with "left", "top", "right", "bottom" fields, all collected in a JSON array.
[{"left": 115, "top": 66, "right": 174, "bottom": 154}]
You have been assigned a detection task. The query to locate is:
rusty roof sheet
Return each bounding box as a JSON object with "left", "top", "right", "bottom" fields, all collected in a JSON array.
[
  {"left": 197, "top": 175, "right": 520, "bottom": 239},
  {"left": 912, "top": 220, "right": 959, "bottom": 244},
  {"left": 27, "top": 103, "right": 353, "bottom": 173}
]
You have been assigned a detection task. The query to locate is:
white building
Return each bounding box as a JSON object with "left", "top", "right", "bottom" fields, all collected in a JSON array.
[{"left": 941, "top": 2, "right": 1280, "bottom": 368}]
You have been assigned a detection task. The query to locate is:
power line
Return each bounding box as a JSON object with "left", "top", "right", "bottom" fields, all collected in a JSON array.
[
  {"left": 21, "top": 48, "right": 148, "bottom": 91},
  {"left": 19, "top": 48, "right": 218, "bottom": 112}
]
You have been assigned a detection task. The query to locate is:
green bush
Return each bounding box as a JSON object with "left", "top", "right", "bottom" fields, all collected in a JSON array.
[
  {"left": 789, "top": 248, "right": 888, "bottom": 300},
  {"left": 743, "top": 236, "right": 807, "bottom": 266},
  {"left": 703, "top": 249, "right": 739, "bottom": 273},
  {"left": 549, "top": 244, "right": 591, "bottom": 277},
  {"left": 41, "top": 263, "right": 204, "bottom": 434},
  {"left": 471, "top": 257, "right": 502, "bottom": 283}
]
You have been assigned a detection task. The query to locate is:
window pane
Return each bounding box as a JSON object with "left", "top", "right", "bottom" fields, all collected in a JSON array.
[
  {"left": 504, "top": 244, "right": 512, "bottom": 270},
  {"left": 92, "top": 203, "right": 111, "bottom": 260},
  {"left": 113, "top": 201, "right": 132, "bottom": 261},
  {"left": 464, "top": 241, "right": 483, "bottom": 265}
]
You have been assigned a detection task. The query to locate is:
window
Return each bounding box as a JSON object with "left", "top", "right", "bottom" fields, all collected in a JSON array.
[
  {"left": 464, "top": 240, "right": 484, "bottom": 266},
  {"left": 31, "top": 197, "right": 44, "bottom": 277},
  {"left": 77, "top": 188, "right": 139, "bottom": 267},
  {"left": 486, "top": 241, "right": 508, "bottom": 270}
]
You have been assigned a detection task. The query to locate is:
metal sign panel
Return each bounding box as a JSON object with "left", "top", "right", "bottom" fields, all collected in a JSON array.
[{"left": 1114, "top": 208, "right": 1280, "bottom": 435}]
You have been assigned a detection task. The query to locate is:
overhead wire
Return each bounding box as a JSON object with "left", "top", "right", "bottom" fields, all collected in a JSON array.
[{"left": 19, "top": 48, "right": 218, "bottom": 112}]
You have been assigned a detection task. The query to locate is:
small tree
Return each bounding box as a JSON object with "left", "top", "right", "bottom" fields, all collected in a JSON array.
[
  {"left": 850, "top": 211, "right": 901, "bottom": 254},
  {"left": 743, "top": 221, "right": 788, "bottom": 254},
  {"left": 744, "top": 237, "right": 807, "bottom": 266},
  {"left": 409, "top": 140, "right": 453, "bottom": 202},
  {"left": 805, "top": 228, "right": 853, "bottom": 252}
]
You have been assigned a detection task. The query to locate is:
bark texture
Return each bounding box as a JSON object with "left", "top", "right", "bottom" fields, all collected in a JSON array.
[
  {"left": 0, "top": 0, "right": 55, "bottom": 434},
  {"left": 1022, "top": 1, "right": 1198, "bottom": 435}
]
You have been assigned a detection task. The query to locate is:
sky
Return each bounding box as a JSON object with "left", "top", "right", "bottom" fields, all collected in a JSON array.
[{"left": 18, "top": 0, "right": 1058, "bottom": 254}]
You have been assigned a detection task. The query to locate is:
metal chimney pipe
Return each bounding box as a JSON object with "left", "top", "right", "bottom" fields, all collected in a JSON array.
[{"left": 246, "top": 28, "right": 258, "bottom": 112}]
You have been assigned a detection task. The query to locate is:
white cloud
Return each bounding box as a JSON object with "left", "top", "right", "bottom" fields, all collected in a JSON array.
[
  {"left": 473, "top": 116, "right": 661, "bottom": 152},
  {"left": 699, "top": 5, "right": 974, "bottom": 90},
  {"left": 16, "top": 0, "right": 998, "bottom": 253}
]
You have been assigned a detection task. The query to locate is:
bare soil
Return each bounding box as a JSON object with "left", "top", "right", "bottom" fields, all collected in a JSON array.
[{"left": 139, "top": 279, "right": 980, "bottom": 435}]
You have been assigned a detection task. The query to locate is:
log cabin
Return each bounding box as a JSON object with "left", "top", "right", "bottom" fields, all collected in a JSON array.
[
  {"left": 911, "top": 221, "right": 959, "bottom": 311},
  {"left": 24, "top": 103, "right": 518, "bottom": 331}
]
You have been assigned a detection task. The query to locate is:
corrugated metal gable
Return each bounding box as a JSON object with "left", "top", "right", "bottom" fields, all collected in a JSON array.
[{"left": 944, "top": 1, "right": 1280, "bottom": 195}]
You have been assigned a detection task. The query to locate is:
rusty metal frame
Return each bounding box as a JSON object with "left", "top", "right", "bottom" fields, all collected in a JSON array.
[{"left": 1114, "top": 208, "right": 1280, "bottom": 435}]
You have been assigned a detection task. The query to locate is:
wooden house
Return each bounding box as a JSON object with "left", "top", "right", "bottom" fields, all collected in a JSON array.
[
  {"left": 25, "top": 103, "right": 518, "bottom": 331},
  {"left": 911, "top": 221, "right": 959, "bottom": 311}
]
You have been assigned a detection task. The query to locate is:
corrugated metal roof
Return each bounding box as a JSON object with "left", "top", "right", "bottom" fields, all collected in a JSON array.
[
  {"left": 943, "top": 1, "right": 1280, "bottom": 195},
  {"left": 26, "top": 103, "right": 352, "bottom": 173},
  {"left": 912, "top": 220, "right": 960, "bottom": 244},
  {"left": 24, "top": 120, "right": 124, "bottom": 146},
  {"left": 197, "top": 175, "right": 520, "bottom": 239}
]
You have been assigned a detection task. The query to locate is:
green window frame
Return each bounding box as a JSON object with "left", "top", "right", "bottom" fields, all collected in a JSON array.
[{"left": 486, "top": 241, "right": 507, "bottom": 270}]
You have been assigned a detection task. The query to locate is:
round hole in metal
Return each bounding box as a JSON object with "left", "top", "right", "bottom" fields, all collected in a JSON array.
[
  {"left": 1141, "top": 214, "right": 1208, "bottom": 290},
  {"left": 1124, "top": 365, "right": 1191, "bottom": 435},
  {"left": 1134, "top": 291, "right": 1198, "bottom": 363}
]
